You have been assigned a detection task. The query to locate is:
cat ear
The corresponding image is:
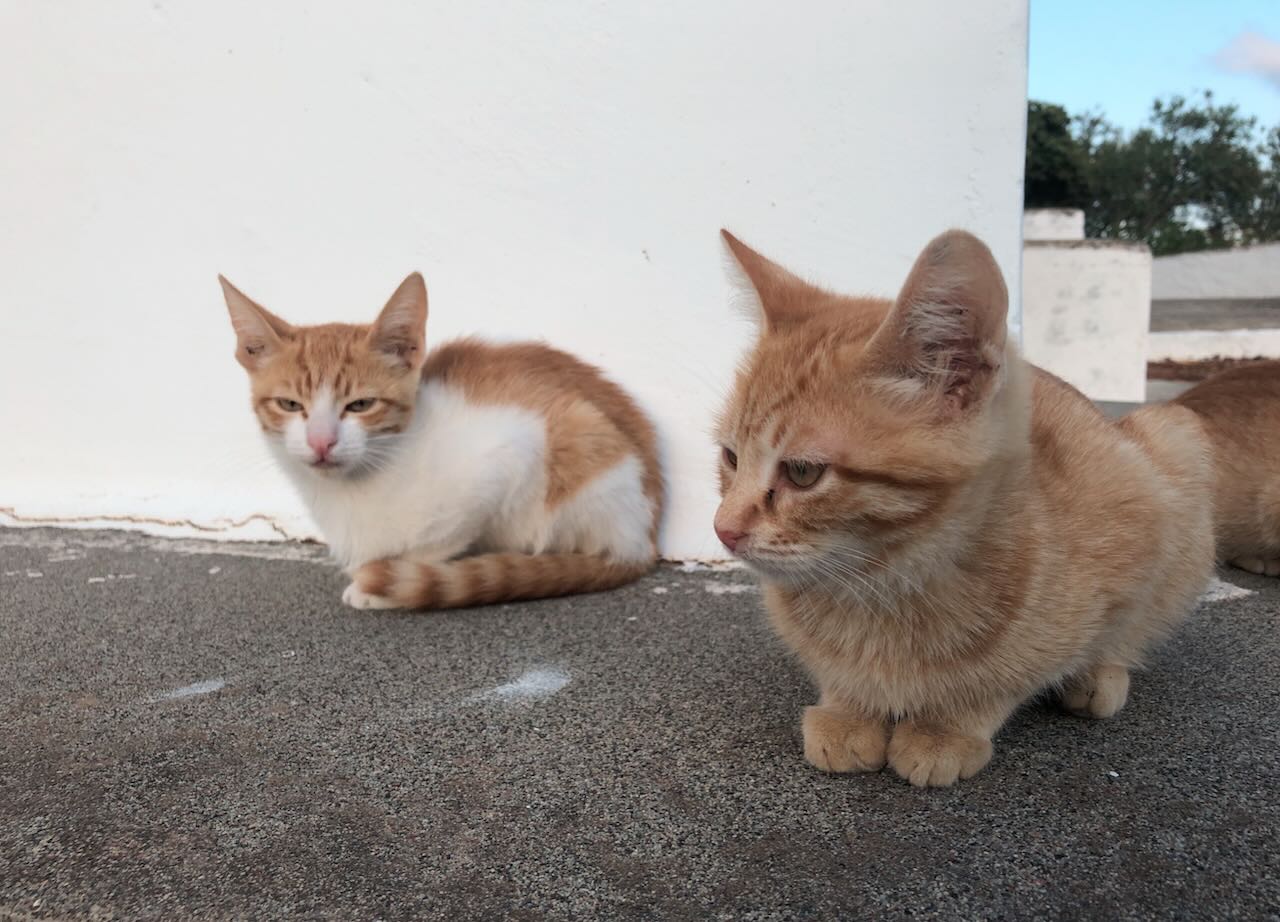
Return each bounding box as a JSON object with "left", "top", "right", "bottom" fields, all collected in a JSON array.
[
  {"left": 219, "top": 275, "right": 294, "bottom": 371},
  {"left": 869, "top": 230, "right": 1008, "bottom": 413},
  {"left": 369, "top": 272, "right": 427, "bottom": 370},
  {"left": 720, "top": 229, "right": 825, "bottom": 330}
]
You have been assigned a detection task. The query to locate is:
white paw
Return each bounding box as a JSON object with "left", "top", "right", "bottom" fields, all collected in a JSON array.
[{"left": 342, "top": 582, "right": 403, "bottom": 610}]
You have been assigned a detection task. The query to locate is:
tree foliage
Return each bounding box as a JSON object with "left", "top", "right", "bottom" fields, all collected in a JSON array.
[
  {"left": 1025, "top": 102, "right": 1088, "bottom": 208},
  {"left": 1025, "top": 93, "right": 1280, "bottom": 256}
]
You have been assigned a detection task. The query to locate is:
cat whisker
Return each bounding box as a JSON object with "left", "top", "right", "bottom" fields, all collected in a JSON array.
[
  {"left": 819, "top": 538, "right": 951, "bottom": 617},
  {"left": 800, "top": 552, "right": 887, "bottom": 606}
]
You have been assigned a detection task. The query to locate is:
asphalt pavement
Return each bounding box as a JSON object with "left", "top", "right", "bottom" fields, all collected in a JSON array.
[{"left": 1, "top": 528, "right": 1277, "bottom": 921}]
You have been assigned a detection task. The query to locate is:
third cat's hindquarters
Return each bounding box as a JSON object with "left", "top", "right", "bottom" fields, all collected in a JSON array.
[{"left": 1171, "top": 362, "right": 1280, "bottom": 572}]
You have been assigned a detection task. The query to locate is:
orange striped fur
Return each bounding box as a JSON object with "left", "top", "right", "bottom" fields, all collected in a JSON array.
[
  {"left": 355, "top": 552, "right": 653, "bottom": 610},
  {"left": 714, "top": 229, "right": 1216, "bottom": 787},
  {"left": 1174, "top": 361, "right": 1280, "bottom": 575}
]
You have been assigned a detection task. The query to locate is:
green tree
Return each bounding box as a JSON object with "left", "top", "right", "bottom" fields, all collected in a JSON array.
[
  {"left": 1025, "top": 101, "right": 1088, "bottom": 207},
  {"left": 1253, "top": 126, "right": 1280, "bottom": 242},
  {"left": 1024, "top": 93, "right": 1280, "bottom": 256}
]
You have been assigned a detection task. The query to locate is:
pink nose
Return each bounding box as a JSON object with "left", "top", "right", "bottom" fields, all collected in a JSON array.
[
  {"left": 307, "top": 431, "right": 338, "bottom": 460},
  {"left": 715, "top": 525, "right": 747, "bottom": 553}
]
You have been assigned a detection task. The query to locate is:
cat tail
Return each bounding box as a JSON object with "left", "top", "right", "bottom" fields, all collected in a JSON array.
[{"left": 352, "top": 552, "right": 655, "bottom": 610}]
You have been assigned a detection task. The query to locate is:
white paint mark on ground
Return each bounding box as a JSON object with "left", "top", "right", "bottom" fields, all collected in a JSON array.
[
  {"left": 208, "top": 566, "right": 221, "bottom": 575},
  {"left": 87, "top": 573, "right": 140, "bottom": 584},
  {"left": 25, "top": 570, "right": 43, "bottom": 579},
  {"left": 677, "top": 560, "right": 744, "bottom": 573},
  {"left": 473, "top": 667, "right": 570, "bottom": 702},
  {"left": 626, "top": 616, "right": 638, "bottom": 622},
  {"left": 652, "top": 586, "right": 669, "bottom": 594},
  {"left": 703, "top": 581, "right": 758, "bottom": 595},
  {"left": 1201, "top": 577, "right": 1256, "bottom": 603},
  {"left": 152, "top": 677, "right": 226, "bottom": 701},
  {"left": 675, "top": 558, "right": 747, "bottom": 573}
]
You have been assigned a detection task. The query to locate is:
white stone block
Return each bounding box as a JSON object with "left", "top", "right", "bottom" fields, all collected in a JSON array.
[
  {"left": 1022, "top": 241, "right": 1152, "bottom": 403},
  {"left": 1023, "top": 209, "right": 1085, "bottom": 242}
]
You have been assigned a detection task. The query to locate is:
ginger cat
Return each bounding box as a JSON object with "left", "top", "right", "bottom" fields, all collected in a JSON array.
[
  {"left": 1175, "top": 361, "right": 1280, "bottom": 576},
  {"left": 713, "top": 229, "right": 1216, "bottom": 786},
  {"left": 219, "top": 272, "right": 663, "bottom": 609}
]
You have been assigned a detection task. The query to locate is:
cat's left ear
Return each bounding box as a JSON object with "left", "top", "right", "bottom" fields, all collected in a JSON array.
[
  {"left": 370, "top": 272, "right": 428, "bottom": 371},
  {"left": 868, "top": 230, "right": 1008, "bottom": 413}
]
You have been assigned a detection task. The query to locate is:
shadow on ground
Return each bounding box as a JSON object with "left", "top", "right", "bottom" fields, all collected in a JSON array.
[{"left": 1, "top": 529, "right": 1276, "bottom": 920}]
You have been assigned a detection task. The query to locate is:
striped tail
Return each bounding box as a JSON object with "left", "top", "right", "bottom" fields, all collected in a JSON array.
[{"left": 352, "top": 552, "right": 654, "bottom": 610}]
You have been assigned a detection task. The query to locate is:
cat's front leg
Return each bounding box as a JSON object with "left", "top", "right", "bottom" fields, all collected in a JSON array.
[
  {"left": 802, "top": 694, "right": 891, "bottom": 774},
  {"left": 1061, "top": 662, "right": 1130, "bottom": 719},
  {"left": 887, "top": 696, "right": 1020, "bottom": 787}
]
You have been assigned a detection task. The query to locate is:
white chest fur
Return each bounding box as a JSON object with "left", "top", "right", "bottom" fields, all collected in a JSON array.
[
  {"left": 274, "top": 381, "right": 653, "bottom": 571},
  {"left": 279, "top": 382, "right": 546, "bottom": 570}
]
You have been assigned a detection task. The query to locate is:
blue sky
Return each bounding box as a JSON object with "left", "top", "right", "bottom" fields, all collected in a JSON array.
[{"left": 1029, "top": 0, "right": 1280, "bottom": 131}]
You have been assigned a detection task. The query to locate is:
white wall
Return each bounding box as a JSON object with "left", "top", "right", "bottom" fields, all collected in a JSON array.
[
  {"left": 1023, "top": 209, "right": 1084, "bottom": 242},
  {"left": 1022, "top": 242, "right": 1152, "bottom": 403},
  {"left": 0, "top": 1, "right": 1028, "bottom": 559},
  {"left": 1152, "top": 243, "right": 1280, "bottom": 300}
]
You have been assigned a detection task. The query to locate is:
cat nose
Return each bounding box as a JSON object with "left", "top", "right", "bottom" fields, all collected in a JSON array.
[
  {"left": 715, "top": 525, "right": 747, "bottom": 553},
  {"left": 307, "top": 430, "right": 338, "bottom": 460}
]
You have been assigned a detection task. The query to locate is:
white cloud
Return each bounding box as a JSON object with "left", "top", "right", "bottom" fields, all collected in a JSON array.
[{"left": 1213, "top": 30, "right": 1280, "bottom": 92}]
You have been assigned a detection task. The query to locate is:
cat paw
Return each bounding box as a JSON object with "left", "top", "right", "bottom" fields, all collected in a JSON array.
[
  {"left": 802, "top": 706, "right": 889, "bottom": 773},
  {"left": 887, "top": 723, "right": 993, "bottom": 787},
  {"left": 1061, "top": 664, "right": 1129, "bottom": 719},
  {"left": 342, "top": 582, "right": 404, "bottom": 610},
  {"left": 1231, "top": 556, "right": 1280, "bottom": 577}
]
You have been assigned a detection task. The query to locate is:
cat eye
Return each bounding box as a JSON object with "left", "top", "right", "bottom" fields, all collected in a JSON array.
[
  {"left": 722, "top": 447, "right": 738, "bottom": 470},
  {"left": 344, "top": 398, "right": 376, "bottom": 413},
  {"left": 783, "top": 460, "right": 826, "bottom": 489},
  {"left": 275, "top": 398, "right": 303, "bottom": 412}
]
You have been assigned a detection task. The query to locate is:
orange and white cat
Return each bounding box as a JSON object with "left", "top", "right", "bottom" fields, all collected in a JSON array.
[
  {"left": 219, "top": 272, "right": 663, "bottom": 609},
  {"left": 714, "top": 229, "right": 1217, "bottom": 786}
]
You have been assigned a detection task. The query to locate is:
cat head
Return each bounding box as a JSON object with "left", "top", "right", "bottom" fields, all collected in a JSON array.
[
  {"left": 713, "top": 229, "right": 1013, "bottom": 584},
  {"left": 219, "top": 273, "right": 428, "bottom": 477}
]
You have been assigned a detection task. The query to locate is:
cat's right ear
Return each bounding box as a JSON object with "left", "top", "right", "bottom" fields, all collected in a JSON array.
[
  {"left": 720, "top": 230, "right": 824, "bottom": 331},
  {"left": 219, "top": 276, "right": 294, "bottom": 371}
]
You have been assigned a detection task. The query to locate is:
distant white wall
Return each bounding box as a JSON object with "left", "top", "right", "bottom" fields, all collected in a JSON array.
[
  {"left": 1152, "top": 243, "right": 1280, "bottom": 300},
  {"left": 0, "top": 1, "right": 1028, "bottom": 558},
  {"left": 1022, "top": 242, "right": 1152, "bottom": 403},
  {"left": 1023, "top": 209, "right": 1084, "bottom": 241}
]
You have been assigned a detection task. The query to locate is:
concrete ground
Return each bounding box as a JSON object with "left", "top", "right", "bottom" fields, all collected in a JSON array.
[{"left": 2, "top": 528, "right": 1278, "bottom": 921}]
